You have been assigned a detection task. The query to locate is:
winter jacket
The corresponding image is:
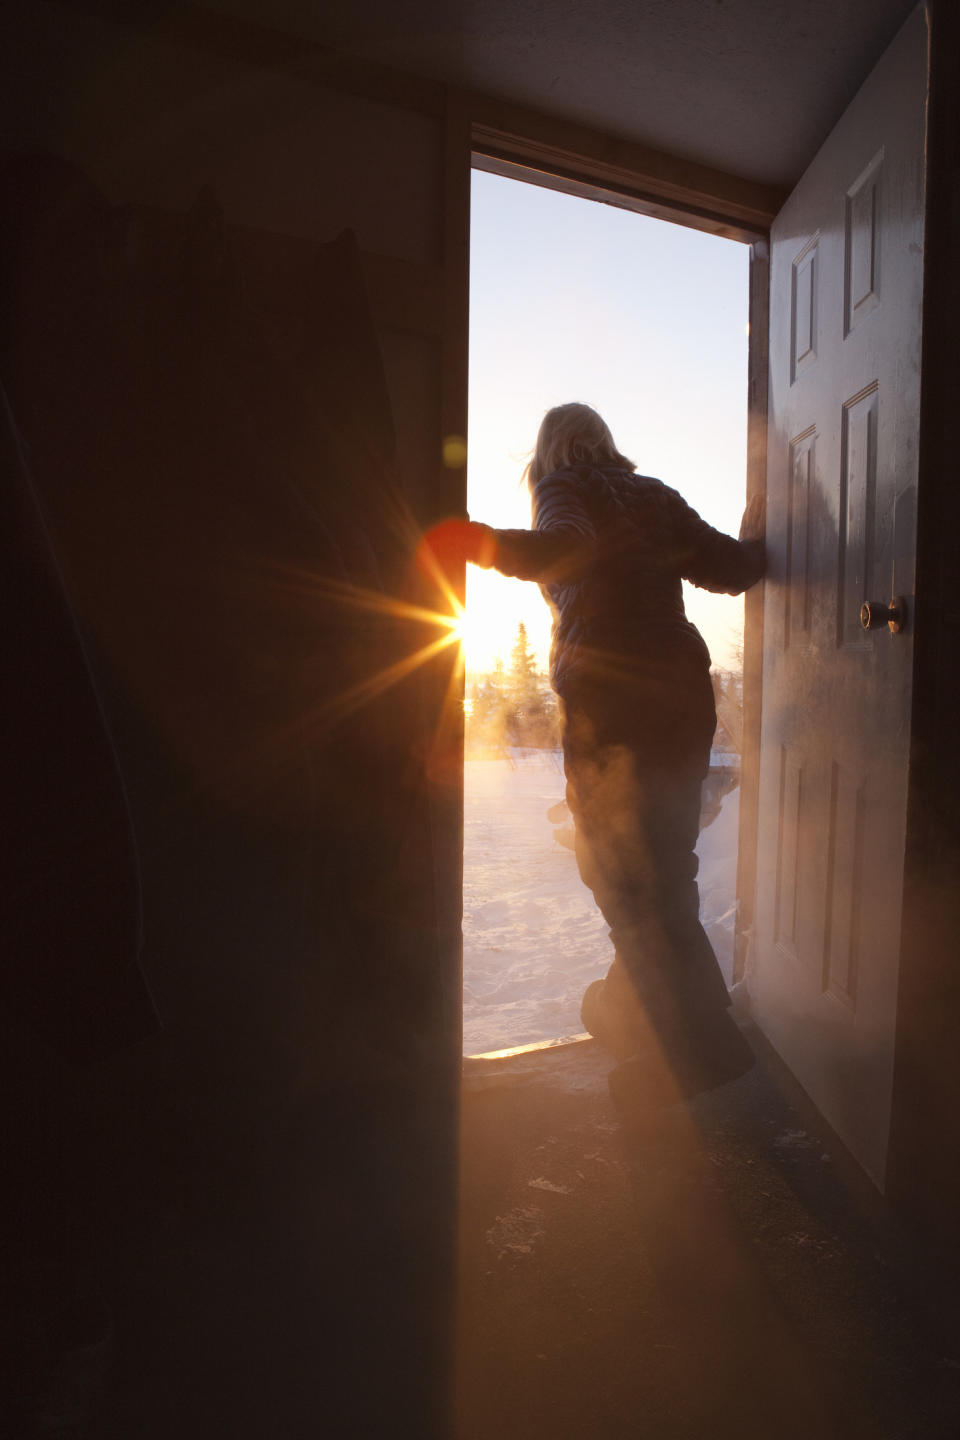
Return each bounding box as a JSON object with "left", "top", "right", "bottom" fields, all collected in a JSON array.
[{"left": 484, "top": 465, "right": 764, "bottom": 694}]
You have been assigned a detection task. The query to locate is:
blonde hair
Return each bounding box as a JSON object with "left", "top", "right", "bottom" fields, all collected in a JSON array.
[{"left": 524, "top": 403, "right": 635, "bottom": 492}]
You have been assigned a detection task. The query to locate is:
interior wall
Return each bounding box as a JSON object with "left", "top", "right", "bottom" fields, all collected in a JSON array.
[{"left": 2, "top": 3, "right": 466, "bottom": 1434}]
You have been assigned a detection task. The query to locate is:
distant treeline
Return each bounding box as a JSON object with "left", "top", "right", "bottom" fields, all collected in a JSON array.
[
  {"left": 466, "top": 622, "right": 744, "bottom": 758},
  {"left": 465, "top": 622, "right": 560, "bottom": 755}
]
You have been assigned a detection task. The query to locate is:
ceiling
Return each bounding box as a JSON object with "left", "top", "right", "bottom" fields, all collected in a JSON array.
[{"left": 197, "top": 0, "right": 918, "bottom": 188}]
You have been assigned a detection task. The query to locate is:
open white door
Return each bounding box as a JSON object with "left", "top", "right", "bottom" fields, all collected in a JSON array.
[{"left": 751, "top": 6, "right": 926, "bottom": 1187}]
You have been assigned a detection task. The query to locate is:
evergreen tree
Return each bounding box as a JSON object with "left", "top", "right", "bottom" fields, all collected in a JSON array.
[
  {"left": 464, "top": 627, "right": 561, "bottom": 754},
  {"left": 464, "top": 661, "right": 507, "bottom": 756},
  {"left": 508, "top": 622, "right": 539, "bottom": 713},
  {"left": 505, "top": 622, "right": 560, "bottom": 749}
]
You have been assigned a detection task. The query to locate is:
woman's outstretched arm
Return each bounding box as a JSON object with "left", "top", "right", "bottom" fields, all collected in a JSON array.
[
  {"left": 468, "top": 470, "right": 598, "bottom": 584},
  {"left": 671, "top": 487, "right": 766, "bottom": 595}
]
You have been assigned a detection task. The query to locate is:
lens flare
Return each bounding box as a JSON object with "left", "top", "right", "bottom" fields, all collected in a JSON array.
[{"left": 249, "top": 557, "right": 467, "bottom": 750}]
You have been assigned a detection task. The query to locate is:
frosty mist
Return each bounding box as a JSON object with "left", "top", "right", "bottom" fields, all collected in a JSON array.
[{"left": 463, "top": 751, "right": 740, "bottom": 1055}]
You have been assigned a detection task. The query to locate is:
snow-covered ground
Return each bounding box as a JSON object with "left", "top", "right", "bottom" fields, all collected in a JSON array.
[{"left": 463, "top": 751, "right": 740, "bottom": 1055}]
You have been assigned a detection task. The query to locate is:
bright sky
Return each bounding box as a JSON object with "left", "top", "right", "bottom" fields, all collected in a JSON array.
[{"left": 464, "top": 168, "right": 750, "bottom": 675}]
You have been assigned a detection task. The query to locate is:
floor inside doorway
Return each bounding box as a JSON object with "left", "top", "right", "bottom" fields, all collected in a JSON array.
[{"left": 456, "top": 1027, "right": 960, "bottom": 1440}]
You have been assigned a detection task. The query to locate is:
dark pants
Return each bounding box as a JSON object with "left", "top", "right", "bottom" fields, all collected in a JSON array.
[{"left": 560, "top": 647, "right": 735, "bottom": 1068}]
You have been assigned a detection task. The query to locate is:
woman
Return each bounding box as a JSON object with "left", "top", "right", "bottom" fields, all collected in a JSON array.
[{"left": 441, "top": 403, "right": 765, "bottom": 1105}]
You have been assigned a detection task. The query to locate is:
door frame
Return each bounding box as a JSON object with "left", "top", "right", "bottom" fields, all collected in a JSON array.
[
  {"left": 885, "top": 0, "right": 960, "bottom": 1270},
  {"left": 447, "top": 99, "right": 778, "bottom": 1055}
]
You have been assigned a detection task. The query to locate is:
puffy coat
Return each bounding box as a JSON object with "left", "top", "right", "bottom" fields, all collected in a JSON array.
[{"left": 486, "top": 465, "right": 764, "bottom": 694}]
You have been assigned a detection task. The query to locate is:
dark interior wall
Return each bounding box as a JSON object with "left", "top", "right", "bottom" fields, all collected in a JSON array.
[
  {"left": 3, "top": 4, "right": 466, "bottom": 1434},
  {"left": 888, "top": 0, "right": 960, "bottom": 1295}
]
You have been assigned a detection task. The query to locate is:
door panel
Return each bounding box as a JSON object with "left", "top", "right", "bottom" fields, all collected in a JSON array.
[{"left": 752, "top": 6, "right": 926, "bottom": 1187}]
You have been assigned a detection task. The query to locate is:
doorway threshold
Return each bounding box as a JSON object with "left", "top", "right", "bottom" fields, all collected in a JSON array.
[
  {"left": 462, "top": 1032, "right": 598, "bottom": 1093},
  {"left": 464, "top": 1031, "right": 592, "bottom": 1063}
]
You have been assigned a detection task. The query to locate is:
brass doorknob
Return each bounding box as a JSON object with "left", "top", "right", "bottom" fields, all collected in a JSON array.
[{"left": 860, "top": 596, "right": 907, "bottom": 634}]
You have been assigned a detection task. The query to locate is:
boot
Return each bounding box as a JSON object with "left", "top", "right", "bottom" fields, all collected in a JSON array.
[
  {"left": 608, "top": 1005, "right": 754, "bottom": 1112},
  {"left": 580, "top": 961, "right": 656, "bottom": 1060}
]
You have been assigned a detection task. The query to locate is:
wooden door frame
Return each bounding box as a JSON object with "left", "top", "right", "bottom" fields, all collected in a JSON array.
[
  {"left": 885, "top": 0, "right": 960, "bottom": 1276},
  {"left": 445, "top": 96, "right": 780, "bottom": 1016}
]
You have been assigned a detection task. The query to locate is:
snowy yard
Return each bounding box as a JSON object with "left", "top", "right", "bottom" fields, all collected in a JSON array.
[{"left": 463, "top": 751, "right": 740, "bottom": 1055}]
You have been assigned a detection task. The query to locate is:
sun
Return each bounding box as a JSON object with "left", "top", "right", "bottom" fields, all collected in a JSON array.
[{"left": 449, "top": 601, "right": 483, "bottom": 656}]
